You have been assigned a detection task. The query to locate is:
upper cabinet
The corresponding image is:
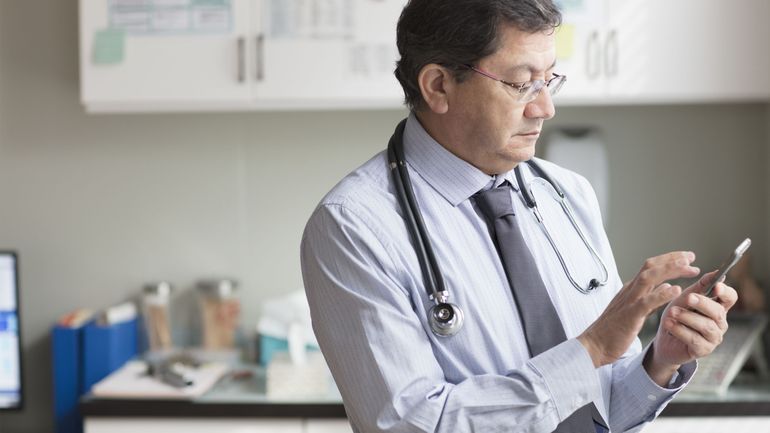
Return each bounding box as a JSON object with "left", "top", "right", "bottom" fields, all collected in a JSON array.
[
  {"left": 555, "top": 0, "right": 770, "bottom": 105},
  {"left": 79, "top": 0, "right": 406, "bottom": 112},
  {"left": 80, "top": 0, "right": 770, "bottom": 112}
]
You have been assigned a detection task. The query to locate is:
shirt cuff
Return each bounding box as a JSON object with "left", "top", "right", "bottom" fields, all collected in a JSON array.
[
  {"left": 527, "top": 338, "right": 602, "bottom": 423},
  {"left": 621, "top": 341, "right": 697, "bottom": 418}
]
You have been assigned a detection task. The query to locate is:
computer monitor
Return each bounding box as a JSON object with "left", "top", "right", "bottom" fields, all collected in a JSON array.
[{"left": 0, "top": 252, "right": 22, "bottom": 410}]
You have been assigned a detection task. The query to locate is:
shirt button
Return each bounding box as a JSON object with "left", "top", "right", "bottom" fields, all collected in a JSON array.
[{"left": 647, "top": 394, "right": 656, "bottom": 401}]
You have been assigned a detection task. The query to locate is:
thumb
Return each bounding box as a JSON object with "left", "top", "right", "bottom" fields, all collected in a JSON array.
[{"left": 685, "top": 270, "right": 721, "bottom": 295}]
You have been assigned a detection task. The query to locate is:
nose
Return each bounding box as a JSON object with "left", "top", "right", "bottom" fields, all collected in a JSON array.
[{"left": 524, "top": 87, "right": 556, "bottom": 120}]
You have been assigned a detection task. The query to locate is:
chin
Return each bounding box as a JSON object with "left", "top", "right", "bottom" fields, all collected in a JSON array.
[{"left": 508, "top": 147, "right": 536, "bottom": 165}]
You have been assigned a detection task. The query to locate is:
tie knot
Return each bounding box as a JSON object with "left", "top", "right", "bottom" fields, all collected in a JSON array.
[{"left": 474, "top": 183, "right": 515, "bottom": 222}]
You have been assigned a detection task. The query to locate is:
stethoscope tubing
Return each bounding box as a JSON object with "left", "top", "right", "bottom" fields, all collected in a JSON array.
[
  {"left": 516, "top": 164, "right": 610, "bottom": 293},
  {"left": 388, "top": 119, "right": 448, "bottom": 301},
  {"left": 387, "top": 118, "right": 609, "bottom": 336}
]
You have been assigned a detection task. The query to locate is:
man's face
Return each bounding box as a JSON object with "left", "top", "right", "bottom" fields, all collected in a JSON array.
[{"left": 442, "top": 25, "right": 557, "bottom": 175}]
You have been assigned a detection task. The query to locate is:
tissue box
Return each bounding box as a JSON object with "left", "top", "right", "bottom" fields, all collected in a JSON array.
[
  {"left": 259, "top": 334, "right": 318, "bottom": 366},
  {"left": 266, "top": 351, "right": 332, "bottom": 400}
]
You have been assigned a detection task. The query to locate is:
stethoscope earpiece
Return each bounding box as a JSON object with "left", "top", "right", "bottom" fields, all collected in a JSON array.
[{"left": 429, "top": 303, "right": 464, "bottom": 337}]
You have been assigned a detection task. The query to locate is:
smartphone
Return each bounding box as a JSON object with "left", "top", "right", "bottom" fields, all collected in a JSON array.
[{"left": 702, "top": 238, "right": 752, "bottom": 298}]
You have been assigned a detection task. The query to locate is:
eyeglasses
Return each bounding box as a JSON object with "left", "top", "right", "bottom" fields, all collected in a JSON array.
[{"left": 463, "top": 64, "right": 566, "bottom": 103}]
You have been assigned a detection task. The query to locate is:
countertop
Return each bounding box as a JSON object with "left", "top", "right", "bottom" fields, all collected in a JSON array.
[{"left": 80, "top": 366, "right": 770, "bottom": 419}]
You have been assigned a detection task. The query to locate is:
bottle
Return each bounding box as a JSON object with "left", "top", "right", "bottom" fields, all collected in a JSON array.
[
  {"left": 196, "top": 278, "right": 240, "bottom": 350},
  {"left": 142, "top": 281, "right": 174, "bottom": 352}
]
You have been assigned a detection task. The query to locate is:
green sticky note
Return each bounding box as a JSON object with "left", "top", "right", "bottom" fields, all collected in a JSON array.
[{"left": 93, "top": 29, "right": 125, "bottom": 65}]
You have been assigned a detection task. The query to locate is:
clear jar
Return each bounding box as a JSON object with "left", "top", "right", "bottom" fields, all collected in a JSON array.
[
  {"left": 142, "top": 281, "right": 174, "bottom": 352},
  {"left": 196, "top": 278, "right": 240, "bottom": 350}
]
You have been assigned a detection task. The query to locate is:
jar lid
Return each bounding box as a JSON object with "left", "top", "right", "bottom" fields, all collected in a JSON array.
[
  {"left": 144, "top": 281, "right": 173, "bottom": 297},
  {"left": 196, "top": 278, "right": 238, "bottom": 298}
]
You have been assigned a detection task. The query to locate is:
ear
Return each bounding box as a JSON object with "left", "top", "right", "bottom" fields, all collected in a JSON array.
[{"left": 417, "top": 64, "right": 454, "bottom": 114}]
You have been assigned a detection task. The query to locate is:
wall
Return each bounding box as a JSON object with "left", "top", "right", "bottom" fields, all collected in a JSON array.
[
  {"left": 542, "top": 104, "right": 768, "bottom": 282},
  {"left": 0, "top": 1, "right": 767, "bottom": 432}
]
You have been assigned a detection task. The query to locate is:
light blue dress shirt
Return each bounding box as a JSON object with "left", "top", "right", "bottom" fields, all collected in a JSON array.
[{"left": 301, "top": 114, "right": 695, "bottom": 433}]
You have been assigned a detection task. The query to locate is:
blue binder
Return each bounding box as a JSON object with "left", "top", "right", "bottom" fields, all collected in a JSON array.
[
  {"left": 51, "top": 320, "right": 90, "bottom": 433},
  {"left": 82, "top": 318, "right": 138, "bottom": 392},
  {"left": 51, "top": 317, "right": 138, "bottom": 433}
]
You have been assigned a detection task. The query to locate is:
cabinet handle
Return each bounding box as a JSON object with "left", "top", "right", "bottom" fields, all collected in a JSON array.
[
  {"left": 237, "top": 36, "right": 246, "bottom": 83},
  {"left": 604, "top": 29, "right": 618, "bottom": 77},
  {"left": 255, "top": 34, "right": 264, "bottom": 82},
  {"left": 586, "top": 30, "right": 600, "bottom": 80}
]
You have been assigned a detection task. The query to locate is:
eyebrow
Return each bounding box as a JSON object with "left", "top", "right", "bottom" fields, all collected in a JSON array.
[{"left": 506, "top": 60, "right": 557, "bottom": 75}]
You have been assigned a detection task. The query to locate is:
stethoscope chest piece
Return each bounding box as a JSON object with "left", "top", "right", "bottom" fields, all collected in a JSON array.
[{"left": 429, "top": 302, "right": 464, "bottom": 337}]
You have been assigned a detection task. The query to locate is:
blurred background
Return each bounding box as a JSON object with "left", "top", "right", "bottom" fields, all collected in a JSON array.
[{"left": 1, "top": 0, "right": 769, "bottom": 432}]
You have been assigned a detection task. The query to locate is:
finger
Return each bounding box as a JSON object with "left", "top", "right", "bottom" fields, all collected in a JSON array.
[
  {"left": 711, "top": 283, "right": 739, "bottom": 310},
  {"left": 646, "top": 283, "right": 682, "bottom": 312},
  {"left": 684, "top": 292, "right": 729, "bottom": 331},
  {"left": 686, "top": 270, "right": 720, "bottom": 294},
  {"left": 662, "top": 317, "right": 715, "bottom": 359},
  {"left": 634, "top": 251, "right": 700, "bottom": 292},
  {"left": 668, "top": 306, "right": 724, "bottom": 345}
]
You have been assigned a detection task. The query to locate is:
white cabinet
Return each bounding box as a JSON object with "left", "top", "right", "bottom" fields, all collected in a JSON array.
[
  {"left": 255, "top": 0, "right": 403, "bottom": 105},
  {"left": 552, "top": 0, "right": 607, "bottom": 101},
  {"left": 84, "top": 418, "right": 304, "bottom": 433},
  {"left": 556, "top": 0, "right": 770, "bottom": 105},
  {"left": 79, "top": 0, "right": 255, "bottom": 111},
  {"left": 80, "top": 0, "right": 770, "bottom": 112},
  {"left": 644, "top": 417, "right": 770, "bottom": 433},
  {"left": 79, "top": 0, "right": 406, "bottom": 112},
  {"left": 304, "top": 419, "right": 354, "bottom": 433},
  {"left": 84, "top": 418, "right": 355, "bottom": 433}
]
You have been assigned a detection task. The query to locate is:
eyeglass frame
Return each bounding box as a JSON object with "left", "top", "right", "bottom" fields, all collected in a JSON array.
[{"left": 461, "top": 64, "right": 566, "bottom": 103}]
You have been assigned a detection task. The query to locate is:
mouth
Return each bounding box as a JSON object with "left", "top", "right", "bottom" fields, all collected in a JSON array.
[{"left": 517, "top": 130, "right": 541, "bottom": 137}]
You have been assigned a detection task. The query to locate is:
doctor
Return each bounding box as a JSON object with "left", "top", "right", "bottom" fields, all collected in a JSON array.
[{"left": 301, "top": 0, "right": 737, "bottom": 432}]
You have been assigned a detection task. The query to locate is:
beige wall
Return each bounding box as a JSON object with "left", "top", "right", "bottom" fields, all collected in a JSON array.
[{"left": 1, "top": 1, "right": 768, "bottom": 432}]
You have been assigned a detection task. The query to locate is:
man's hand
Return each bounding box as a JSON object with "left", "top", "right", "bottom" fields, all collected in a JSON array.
[
  {"left": 645, "top": 271, "right": 738, "bottom": 385},
  {"left": 577, "top": 252, "right": 700, "bottom": 368}
]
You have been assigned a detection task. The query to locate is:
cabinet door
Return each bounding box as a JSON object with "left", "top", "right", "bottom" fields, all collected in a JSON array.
[
  {"left": 84, "top": 418, "right": 303, "bottom": 433},
  {"left": 553, "top": 0, "right": 607, "bottom": 103},
  {"left": 305, "top": 419, "right": 354, "bottom": 433},
  {"left": 252, "top": 0, "right": 405, "bottom": 108},
  {"left": 606, "top": 0, "right": 770, "bottom": 102},
  {"left": 80, "top": 0, "right": 253, "bottom": 110}
]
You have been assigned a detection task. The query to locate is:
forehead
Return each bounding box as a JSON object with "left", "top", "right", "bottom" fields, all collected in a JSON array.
[{"left": 484, "top": 25, "right": 556, "bottom": 73}]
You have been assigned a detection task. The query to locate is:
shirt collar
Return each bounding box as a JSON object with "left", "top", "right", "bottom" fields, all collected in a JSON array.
[{"left": 402, "top": 113, "right": 520, "bottom": 206}]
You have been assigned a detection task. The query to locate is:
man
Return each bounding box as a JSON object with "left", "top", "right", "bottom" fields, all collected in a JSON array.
[{"left": 301, "top": 1, "right": 737, "bottom": 432}]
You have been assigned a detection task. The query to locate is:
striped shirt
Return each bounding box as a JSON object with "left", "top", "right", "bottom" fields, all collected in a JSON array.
[{"left": 301, "top": 113, "right": 694, "bottom": 433}]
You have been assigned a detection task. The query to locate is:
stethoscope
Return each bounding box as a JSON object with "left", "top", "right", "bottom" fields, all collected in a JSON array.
[{"left": 387, "top": 118, "right": 610, "bottom": 337}]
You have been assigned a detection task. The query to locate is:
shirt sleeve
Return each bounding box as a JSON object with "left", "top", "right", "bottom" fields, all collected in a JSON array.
[
  {"left": 608, "top": 342, "right": 697, "bottom": 432},
  {"left": 301, "top": 203, "right": 605, "bottom": 433},
  {"left": 564, "top": 169, "right": 697, "bottom": 432}
]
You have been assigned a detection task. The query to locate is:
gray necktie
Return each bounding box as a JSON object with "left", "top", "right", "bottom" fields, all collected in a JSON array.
[{"left": 474, "top": 182, "right": 605, "bottom": 433}]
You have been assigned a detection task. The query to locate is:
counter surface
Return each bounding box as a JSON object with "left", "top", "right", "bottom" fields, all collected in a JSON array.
[{"left": 80, "top": 369, "right": 770, "bottom": 418}]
